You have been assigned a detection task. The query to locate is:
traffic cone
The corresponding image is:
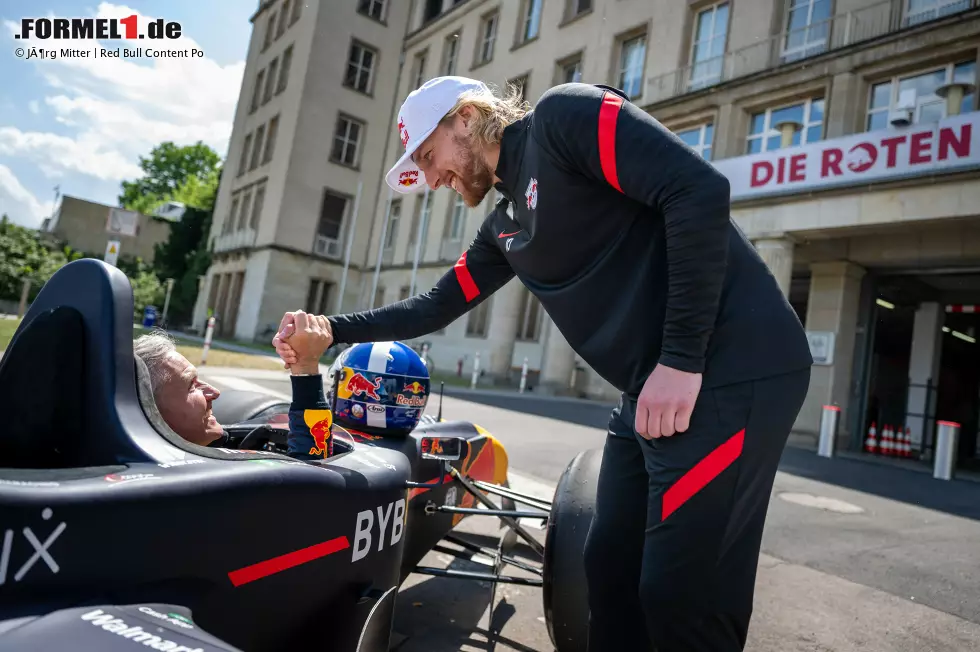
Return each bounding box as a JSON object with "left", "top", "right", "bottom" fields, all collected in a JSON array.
[
  {"left": 881, "top": 425, "right": 893, "bottom": 456},
  {"left": 864, "top": 422, "right": 878, "bottom": 454}
]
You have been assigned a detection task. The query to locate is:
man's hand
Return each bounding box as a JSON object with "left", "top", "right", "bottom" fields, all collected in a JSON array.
[
  {"left": 273, "top": 311, "right": 333, "bottom": 375},
  {"left": 634, "top": 364, "right": 702, "bottom": 439}
]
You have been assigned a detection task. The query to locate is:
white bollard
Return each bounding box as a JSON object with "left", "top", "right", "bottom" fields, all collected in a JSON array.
[
  {"left": 817, "top": 404, "right": 840, "bottom": 458},
  {"left": 470, "top": 351, "right": 480, "bottom": 389},
  {"left": 934, "top": 420, "right": 960, "bottom": 481},
  {"left": 201, "top": 316, "right": 215, "bottom": 365},
  {"left": 519, "top": 357, "right": 529, "bottom": 393}
]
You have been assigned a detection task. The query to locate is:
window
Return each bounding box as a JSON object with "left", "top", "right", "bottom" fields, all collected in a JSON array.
[
  {"left": 315, "top": 190, "right": 349, "bottom": 257},
  {"left": 446, "top": 194, "right": 466, "bottom": 241},
  {"left": 408, "top": 194, "right": 432, "bottom": 248},
  {"left": 250, "top": 69, "right": 265, "bottom": 112},
  {"left": 263, "top": 11, "right": 276, "bottom": 51},
  {"left": 904, "top": 0, "right": 972, "bottom": 27},
  {"left": 384, "top": 200, "right": 401, "bottom": 250},
  {"left": 249, "top": 182, "right": 266, "bottom": 230},
  {"left": 478, "top": 12, "right": 498, "bottom": 64},
  {"left": 250, "top": 124, "right": 266, "bottom": 170},
  {"left": 747, "top": 98, "right": 824, "bottom": 153},
  {"left": 262, "top": 115, "right": 279, "bottom": 164},
  {"left": 276, "top": 45, "right": 293, "bottom": 94},
  {"left": 866, "top": 61, "right": 976, "bottom": 131},
  {"left": 783, "top": 0, "right": 831, "bottom": 62},
  {"left": 413, "top": 51, "right": 427, "bottom": 88},
  {"left": 399, "top": 286, "right": 411, "bottom": 301},
  {"left": 676, "top": 123, "right": 714, "bottom": 160},
  {"left": 372, "top": 285, "right": 386, "bottom": 309},
  {"left": 277, "top": 1, "right": 290, "bottom": 38},
  {"left": 423, "top": 0, "right": 442, "bottom": 23},
  {"left": 236, "top": 190, "right": 253, "bottom": 230},
  {"left": 358, "top": 0, "right": 386, "bottom": 22},
  {"left": 516, "top": 289, "right": 542, "bottom": 341},
  {"left": 466, "top": 299, "right": 491, "bottom": 337},
  {"left": 238, "top": 133, "right": 252, "bottom": 175},
  {"left": 306, "top": 279, "right": 333, "bottom": 315},
  {"left": 689, "top": 3, "right": 729, "bottom": 90},
  {"left": 345, "top": 41, "right": 377, "bottom": 94},
  {"left": 442, "top": 34, "right": 459, "bottom": 76},
  {"left": 225, "top": 196, "right": 240, "bottom": 234},
  {"left": 565, "top": 0, "right": 592, "bottom": 21},
  {"left": 522, "top": 0, "right": 543, "bottom": 42},
  {"left": 618, "top": 34, "right": 646, "bottom": 99},
  {"left": 331, "top": 115, "right": 363, "bottom": 167},
  {"left": 290, "top": 0, "right": 302, "bottom": 25},
  {"left": 264, "top": 57, "right": 279, "bottom": 103},
  {"left": 561, "top": 56, "right": 583, "bottom": 84}
]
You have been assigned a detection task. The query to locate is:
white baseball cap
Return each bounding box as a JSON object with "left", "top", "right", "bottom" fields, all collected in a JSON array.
[{"left": 385, "top": 76, "right": 494, "bottom": 194}]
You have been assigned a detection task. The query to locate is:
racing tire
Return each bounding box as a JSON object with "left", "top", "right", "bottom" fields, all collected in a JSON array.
[{"left": 542, "top": 447, "right": 603, "bottom": 652}]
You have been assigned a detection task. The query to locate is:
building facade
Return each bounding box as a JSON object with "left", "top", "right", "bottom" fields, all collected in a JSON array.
[
  {"left": 196, "top": 0, "right": 980, "bottom": 469},
  {"left": 41, "top": 194, "right": 171, "bottom": 264}
]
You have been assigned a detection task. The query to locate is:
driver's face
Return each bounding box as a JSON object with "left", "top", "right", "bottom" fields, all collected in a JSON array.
[{"left": 154, "top": 351, "right": 223, "bottom": 446}]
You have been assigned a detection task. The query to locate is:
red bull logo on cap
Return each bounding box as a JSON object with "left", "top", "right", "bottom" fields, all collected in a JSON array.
[{"left": 346, "top": 373, "right": 383, "bottom": 401}]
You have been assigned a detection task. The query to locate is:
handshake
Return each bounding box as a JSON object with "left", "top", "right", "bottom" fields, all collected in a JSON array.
[{"left": 271, "top": 310, "right": 334, "bottom": 374}]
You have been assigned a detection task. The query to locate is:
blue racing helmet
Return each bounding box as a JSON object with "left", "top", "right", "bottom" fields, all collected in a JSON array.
[{"left": 327, "top": 341, "right": 430, "bottom": 437}]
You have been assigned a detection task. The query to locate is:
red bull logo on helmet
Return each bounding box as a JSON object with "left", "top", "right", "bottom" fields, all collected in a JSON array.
[
  {"left": 346, "top": 373, "right": 383, "bottom": 401},
  {"left": 403, "top": 381, "right": 425, "bottom": 394},
  {"left": 396, "top": 394, "right": 426, "bottom": 407}
]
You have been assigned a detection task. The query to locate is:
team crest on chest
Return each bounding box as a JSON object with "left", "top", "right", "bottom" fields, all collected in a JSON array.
[{"left": 525, "top": 178, "right": 538, "bottom": 210}]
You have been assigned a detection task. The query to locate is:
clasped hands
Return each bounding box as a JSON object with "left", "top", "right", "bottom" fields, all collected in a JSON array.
[{"left": 271, "top": 310, "right": 334, "bottom": 375}]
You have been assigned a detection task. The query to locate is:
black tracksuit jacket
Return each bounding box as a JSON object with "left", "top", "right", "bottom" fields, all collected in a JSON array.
[{"left": 328, "top": 83, "right": 813, "bottom": 399}]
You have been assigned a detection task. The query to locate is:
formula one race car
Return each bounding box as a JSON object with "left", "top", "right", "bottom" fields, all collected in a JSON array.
[{"left": 0, "top": 260, "right": 602, "bottom": 652}]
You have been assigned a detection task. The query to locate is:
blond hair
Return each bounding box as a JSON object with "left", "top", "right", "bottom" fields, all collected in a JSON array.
[{"left": 440, "top": 81, "right": 531, "bottom": 147}]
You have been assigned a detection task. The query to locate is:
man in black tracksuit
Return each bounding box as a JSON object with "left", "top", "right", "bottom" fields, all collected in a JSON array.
[{"left": 274, "top": 78, "right": 814, "bottom": 650}]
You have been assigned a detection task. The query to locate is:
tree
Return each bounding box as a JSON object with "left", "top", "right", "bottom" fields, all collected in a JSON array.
[
  {"left": 0, "top": 215, "right": 82, "bottom": 302},
  {"left": 119, "top": 141, "right": 221, "bottom": 210}
]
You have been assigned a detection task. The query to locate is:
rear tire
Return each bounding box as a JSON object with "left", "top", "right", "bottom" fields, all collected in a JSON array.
[{"left": 542, "top": 448, "right": 603, "bottom": 652}]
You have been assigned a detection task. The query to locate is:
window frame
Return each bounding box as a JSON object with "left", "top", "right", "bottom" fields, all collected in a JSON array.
[
  {"left": 617, "top": 32, "right": 647, "bottom": 100},
  {"left": 345, "top": 40, "right": 379, "bottom": 96},
  {"left": 688, "top": 2, "right": 730, "bottom": 91},
  {"left": 675, "top": 123, "right": 715, "bottom": 160},
  {"left": 331, "top": 114, "right": 365, "bottom": 169},
  {"left": 746, "top": 97, "right": 825, "bottom": 154},
  {"left": 865, "top": 60, "right": 977, "bottom": 131}
]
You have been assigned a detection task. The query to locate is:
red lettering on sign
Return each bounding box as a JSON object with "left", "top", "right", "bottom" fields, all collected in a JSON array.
[
  {"left": 821, "top": 148, "right": 842, "bottom": 177},
  {"left": 910, "top": 132, "right": 931, "bottom": 165},
  {"left": 751, "top": 161, "right": 773, "bottom": 187},
  {"left": 879, "top": 136, "right": 905, "bottom": 168},
  {"left": 788, "top": 154, "right": 806, "bottom": 182},
  {"left": 939, "top": 123, "right": 971, "bottom": 161}
]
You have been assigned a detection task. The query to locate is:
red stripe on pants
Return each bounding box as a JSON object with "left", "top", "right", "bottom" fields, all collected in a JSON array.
[
  {"left": 454, "top": 251, "right": 480, "bottom": 302},
  {"left": 598, "top": 92, "right": 624, "bottom": 192},
  {"left": 662, "top": 429, "right": 745, "bottom": 521}
]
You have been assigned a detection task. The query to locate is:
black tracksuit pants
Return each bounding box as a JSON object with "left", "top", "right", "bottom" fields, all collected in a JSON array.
[{"left": 583, "top": 368, "right": 810, "bottom": 651}]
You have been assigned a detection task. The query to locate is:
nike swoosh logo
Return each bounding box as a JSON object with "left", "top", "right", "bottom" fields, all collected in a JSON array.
[{"left": 498, "top": 230, "right": 522, "bottom": 238}]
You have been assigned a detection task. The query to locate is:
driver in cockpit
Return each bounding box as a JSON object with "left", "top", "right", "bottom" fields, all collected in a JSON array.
[{"left": 134, "top": 311, "right": 334, "bottom": 457}]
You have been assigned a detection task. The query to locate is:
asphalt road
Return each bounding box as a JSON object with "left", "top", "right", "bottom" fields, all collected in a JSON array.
[{"left": 203, "top": 371, "right": 980, "bottom": 651}]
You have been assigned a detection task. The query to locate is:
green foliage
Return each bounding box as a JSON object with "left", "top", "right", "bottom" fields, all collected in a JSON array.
[
  {"left": 130, "top": 268, "right": 165, "bottom": 321},
  {"left": 119, "top": 141, "right": 221, "bottom": 211},
  {"left": 0, "top": 215, "right": 83, "bottom": 302},
  {"left": 152, "top": 206, "right": 213, "bottom": 326}
]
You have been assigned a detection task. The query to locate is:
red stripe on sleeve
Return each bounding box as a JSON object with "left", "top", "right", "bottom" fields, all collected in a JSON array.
[
  {"left": 598, "top": 92, "right": 624, "bottom": 193},
  {"left": 454, "top": 251, "right": 480, "bottom": 302},
  {"left": 661, "top": 429, "right": 745, "bottom": 521}
]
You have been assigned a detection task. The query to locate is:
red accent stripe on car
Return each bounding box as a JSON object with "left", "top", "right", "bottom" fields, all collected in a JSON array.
[
  {"left": 598, "top": 93, "right": 624, "bottom": 193},
  {"left": 454, "top": 252, "right": 480, "bottom": 302},
  {"left": 228, "top": 536, "right": 351, "bottom": 587},
  {"left": 662, "top": 429, "right": 745, "bottom": 521}
]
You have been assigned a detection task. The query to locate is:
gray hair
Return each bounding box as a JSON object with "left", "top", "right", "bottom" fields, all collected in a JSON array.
[{"left": 134, "top": 330, "right": 177, "bottom": 396}]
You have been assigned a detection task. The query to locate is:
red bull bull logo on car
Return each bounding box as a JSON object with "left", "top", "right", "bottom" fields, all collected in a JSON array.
[
  {"left": 303, "top": 409, "right": 333, "bottom": 458},
  {"left": 346, "top": 373, "right": 382, "bottom": 401}
]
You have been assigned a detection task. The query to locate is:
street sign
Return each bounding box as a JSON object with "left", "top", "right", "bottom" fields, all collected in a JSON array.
[
  {"left": 806, "top": 330, "right": 836, "bottom": 366},
  {"left": 104, "top": 240, "right": 121, "bottom": 267}
]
